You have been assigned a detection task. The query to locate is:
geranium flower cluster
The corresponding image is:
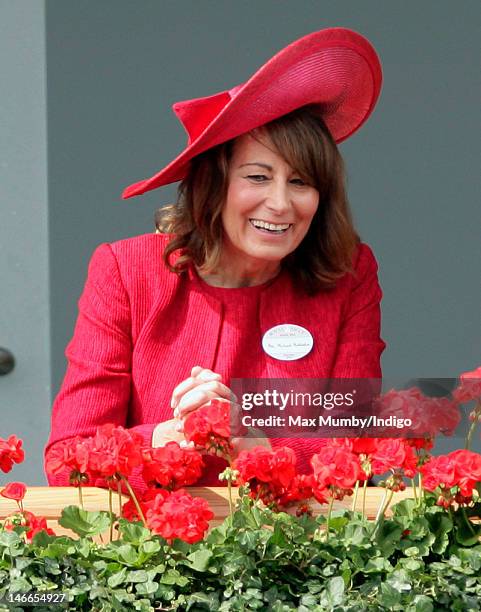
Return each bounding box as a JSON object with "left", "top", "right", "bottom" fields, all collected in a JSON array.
[
  {"left": 121, "top": 488, "right": 213, "bottom": 543},
  {"left": 3, "top": 510, "right": 56, "bottom": 541},
  {"left": 233, "top": 437, "right": 430, "bottom": 511},
  {"left": 0, "top": 435, "right": 24, "bottom": 473},
  {"left": 420, "top": 449, "right": 481, "bottom": 507},
  {"left": 45, "top": 424, "right": 145, "bottom": 486},
  {"left": 183, "top": 399, "right": 234, "bottom": 457},
  {"left": 452, "top": 366, "right": 481, "bottom": 404},
  {"left": 0, "top": 475, "right": 57, "bottom": 541},
  {"left": 375, "top": 388, "right": 461, "bottom": 447},
  {"left": 233, "top": 446, "right": 315, "bottom": 509},
  {"left": 44, "top": 424, "right": 218, "bottom": 543},
  {"left": 142, "top": 441, "right": 204, "bottom": 490}
]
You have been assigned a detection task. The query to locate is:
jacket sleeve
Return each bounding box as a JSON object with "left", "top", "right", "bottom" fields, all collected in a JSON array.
[
  {"left": 43, "top": 243, "right": 156, "bottom": 493},
  {"left": 330, "top": 243, "right": 386, "bottom": 378},
  {"left": 271, "top": 243, "right": 386, "bottom": 472}
]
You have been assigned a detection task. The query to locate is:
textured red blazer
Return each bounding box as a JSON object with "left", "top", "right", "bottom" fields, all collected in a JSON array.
[{"left": 44, "top": 233, "right": 385, "bottom": 492}]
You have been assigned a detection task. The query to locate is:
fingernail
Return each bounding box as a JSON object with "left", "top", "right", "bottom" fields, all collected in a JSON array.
[
  {"left": 173, "top": 408, "right": 179, "bottom": 418},
  {"left": 171, "top": 398, "right": 177, "bottom": 409},
  {"left": 175, "top": 422, "right": 183, "bottom": 432}
]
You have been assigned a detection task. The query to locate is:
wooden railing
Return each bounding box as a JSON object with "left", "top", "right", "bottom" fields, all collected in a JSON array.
[{"left": 0, "top": 486, "right": 414, "bottom": 540}]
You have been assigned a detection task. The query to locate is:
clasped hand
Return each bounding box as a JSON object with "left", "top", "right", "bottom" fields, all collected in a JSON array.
[{"left": 152, "top": 366, "right": 270, "bottom": 455}]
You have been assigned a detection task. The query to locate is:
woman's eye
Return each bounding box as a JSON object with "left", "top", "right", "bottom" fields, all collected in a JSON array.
[
  {"left": 247, "top": 174, "right": 268, "bottom": 182},
  {"left": 290, "top": 178, "right": 306, "bottom": 186}
]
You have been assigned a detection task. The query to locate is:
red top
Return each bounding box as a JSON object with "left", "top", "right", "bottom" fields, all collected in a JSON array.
[{"left": 44, "top": 233, "right": 385, "bottom": 492}]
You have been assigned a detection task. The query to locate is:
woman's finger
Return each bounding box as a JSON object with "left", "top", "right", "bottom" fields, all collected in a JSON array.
[
  {"left": 176, "top": 381, "right": 235, "bottom": 420},
  {"left": 171, "top": 368, "right": 222, "bottom": 409}
]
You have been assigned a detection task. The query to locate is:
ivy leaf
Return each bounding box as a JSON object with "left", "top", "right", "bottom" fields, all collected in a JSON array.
[
  {"left": 59, "top": 506, "right": 111, "bottom": 537},
  {"left": 412, "top": 594, "right": 434, "bottom": 612},
  {"left": 185, "top": 548, "right": 213, "bottom": 572},
  {"left": 108, "top": 567, "right": 128, "bottom": 588}
]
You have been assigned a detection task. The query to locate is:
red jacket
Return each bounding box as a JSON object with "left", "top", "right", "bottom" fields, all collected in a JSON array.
[{"left": 44, "top": 233, "right": 385, "bottom": 491}]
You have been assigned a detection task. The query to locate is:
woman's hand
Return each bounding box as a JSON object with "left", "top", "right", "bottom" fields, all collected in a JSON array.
[
  {"left": 171, "top": 366, "right": 235, "bottom": 423},
  {"left": 231, "top": 428, "right": 272, "bottom": 456},
  {"left": 152, "top": 418, "right": 191, "bottom": 448},
  {"left": 167, "top": 366, "right": 272, "bottom": 455}
]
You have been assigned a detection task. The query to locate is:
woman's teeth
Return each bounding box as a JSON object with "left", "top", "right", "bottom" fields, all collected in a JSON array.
[{"left": 249, "top": 219, "right": 291, "bottom": 233}]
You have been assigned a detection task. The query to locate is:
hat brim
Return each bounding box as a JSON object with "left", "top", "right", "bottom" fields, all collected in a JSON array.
[{"left": 122, "top": 28, "right": 382, "bottom": 199}]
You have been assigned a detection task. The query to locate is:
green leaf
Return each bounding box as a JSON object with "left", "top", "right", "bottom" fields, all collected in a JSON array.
[
  {"left": 58, "top": 505, "right": 111, "bottom": 537},
  {"left": 186, "top": 592, "right": 220, "bottom": 611},
  {"left": 364, "top": 556, "right": 393, "bottom": 573},
  {"left": 185, "top": 548, "right": 213, "bottom": 572},
  {"left": 375, "top": 520, "right": 403, "bottom": 557},
  {"left": 108, "top": 567, "right": 128, "bottom": 588},
  {"left": 117, "top": 519, "right": 151, "bottom": 544},
  {"left": 160, "top": 568, "right": 189, "bottom": 587},
  {"left": 327, "top": 576, "right": 345, "bottom": 605},
  {"left": 135, "top": 580, "right": 158, "bottom": 595},
  {"left": 413, "top": 594, "right": 434, "bottom": 612},
  {"left": 454, "top": 512, "right": 481, "bottom": 547},
  {"left": 380, "top": 582, "right": 401, "bottom": 607},
  {"left": 7, "top": 575, "right": 33, "bottom": 593},
  {"left": 127, "top": 569, "right": 149, "bottom": 583},
  {"left": 140, "top": 539, "right": 160, "bottom": 555}
]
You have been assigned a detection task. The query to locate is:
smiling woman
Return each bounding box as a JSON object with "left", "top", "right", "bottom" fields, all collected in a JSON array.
[{"left": 44, "top": 27, "right": 386, "bottom": 494}]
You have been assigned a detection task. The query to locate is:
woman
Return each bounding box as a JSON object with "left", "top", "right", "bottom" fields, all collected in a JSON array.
[{"left": 44, "top": 28, "right": 385, "bottom": 491}]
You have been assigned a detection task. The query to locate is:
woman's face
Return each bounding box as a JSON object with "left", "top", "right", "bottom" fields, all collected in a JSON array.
[{"left": 221, "top": 133, "right": 319, "bottom": 269}]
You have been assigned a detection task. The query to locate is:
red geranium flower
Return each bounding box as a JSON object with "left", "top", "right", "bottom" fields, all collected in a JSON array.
[
  {"left": 44, "top": 436, "right": 91, "bottom": 485},
  {"left": 311, "top": 445, "right": 365, "bottom": 499},
  {"left": 420, "top": 449, "right": 481, "bottom": 506},
  {"left": 142, "top": 441, "right": 204, "bottom": 490},
  {"left": 0, "top": 435, "right": 25, "bottom": 473},
  {"left": 375, "top": 388, "right": 461, "bottom": 440},
  {"left": 184, "top": 399, "right": 233, "bottom": 457},
  {"left": 1, "top": 482, "right": 26, "bottom": 501},
  {"left": 88, "top": 423, "right": 144, "bottom": 480},
  {"left": 3, "top": 510, "right": 56, "bottom": 541},
  {"left": 420, "top": 454, "right": 458, "bottom": 492},
  {"left": 449, "top": 449, "right": 481, "bottom": 497},
  {"left": 144, "top": 489, "right": 213, "bottom": 544},
  {"left": 370, "top": 439, "right": 418, "bottom": 478},
  {"left": 23, "top": 511, "right": 56, "bottom": 541},
  {"left": 453, "top": 366, "right": 481, "bottom": 404},
  {"left": 234, "top": 446, "right": 307, "bottom": 508}
]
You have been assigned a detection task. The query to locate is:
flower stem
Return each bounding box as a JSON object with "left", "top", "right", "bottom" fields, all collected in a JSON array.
[
  {"left": 465, "top": 400, "right": 481, "bottom": 451},
  {"left": 121, "top": 477, "right": 147, "bottom": 527},
  {"left": 325, "top": 494, "right": 335, "bottom": 540},
  {"left": 411, "top": 478, "right": 418, "bottom": 503},
  {"left": 362, "top": 478, "right": 368, "bottom": 519},
  {"left": 108, "top": 486, "right": 114, "bottom": 542},
  {"left": 371, "top": 487, "right": 393, "bottom": 538},
  {"left": 117, "top": 481, "right": 123, "bottom": 539},
  {"left": 417, "top": 472, "right": 423, "bottom": 506},
  {"left": 78, "top": 484, "right": 84, "bottom": 510},
  {"left": 351, "top": 480, "right": 359, "bottom": 513},
  {"left": 227, "top": 478, "right": 233, "bottom": 517}
]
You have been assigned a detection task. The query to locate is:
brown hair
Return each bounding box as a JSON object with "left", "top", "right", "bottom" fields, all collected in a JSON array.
[{"left": 157, "top": 106, "right": 360, "bottom": 294}]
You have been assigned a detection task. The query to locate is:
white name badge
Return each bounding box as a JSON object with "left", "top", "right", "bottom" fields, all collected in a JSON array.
[{"left": 262, "top": 324, "right": 314, "bottom": 361}]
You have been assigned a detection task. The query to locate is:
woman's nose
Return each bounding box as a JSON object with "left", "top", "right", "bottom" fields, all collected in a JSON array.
[{"left": 264, "top": 180, "right": 291, "bottom": 215}]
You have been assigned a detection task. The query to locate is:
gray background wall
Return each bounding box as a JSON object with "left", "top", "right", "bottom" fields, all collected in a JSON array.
[
  {"left": 0, "top": 0, "right": 50, "bottom": 484},
  {"left": 1, "top": 0, "right": 480, "bottom": 484}
]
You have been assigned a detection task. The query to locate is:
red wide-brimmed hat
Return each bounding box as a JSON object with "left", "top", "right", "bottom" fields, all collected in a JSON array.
[{"left": 122, "top": 27, "right": 382, "bottom": 199}]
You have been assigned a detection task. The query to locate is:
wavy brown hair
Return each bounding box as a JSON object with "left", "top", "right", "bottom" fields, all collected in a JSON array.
[{"left": 157, "top": 105, "right": 360, "bottom": 294}]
